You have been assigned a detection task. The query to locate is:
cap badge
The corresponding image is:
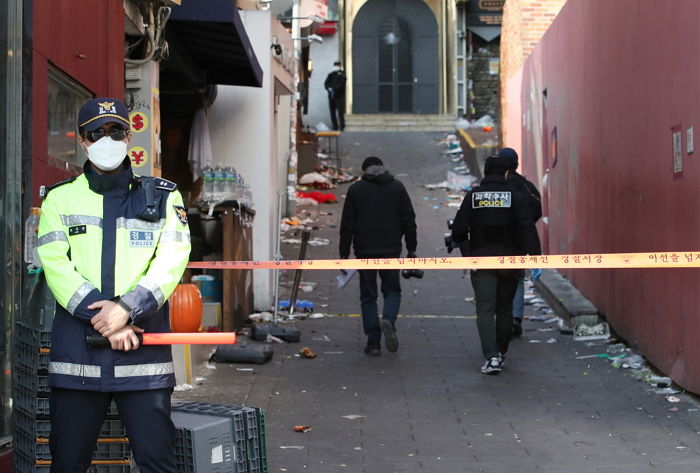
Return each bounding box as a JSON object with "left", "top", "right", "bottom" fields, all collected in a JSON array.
[{"left": 97, "top": 101, "right": 116, "bottom": 114}]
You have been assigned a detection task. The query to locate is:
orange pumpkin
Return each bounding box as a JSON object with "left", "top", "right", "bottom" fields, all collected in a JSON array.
[{"left": 169, "top": 284, "right": 203, "bottom": 333}]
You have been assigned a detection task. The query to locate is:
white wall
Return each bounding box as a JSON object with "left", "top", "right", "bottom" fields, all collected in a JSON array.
[
  {"left": 209, "top": 11, "right": 287, "bottom": 311},
  {"left": 303, "top": 33, "right": 340, "bottom": 128}
]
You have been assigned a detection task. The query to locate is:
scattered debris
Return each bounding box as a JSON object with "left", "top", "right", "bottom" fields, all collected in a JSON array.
[
  {"left": 309, "top": 313, "right": 325, "bottom": 319},
  {"left": 299, "top": 347, "right": 317, "bottom": 359},
  {"left": 666, "top": 395, "right": 682, "bottom": 403},
  {"left": 174, "top": 384, "right": 193, "bottom": 392},
  {"left": 342, "top": 415, "right": 365, "bottom": 420},
  {"left": 279, "top": 446, "right": 304, "bottom": 450},
  {"left": 573, "top": 322, "right": 610, "bottom": 341},
  {"left": 293, "top": 425, "right": 312, "bottom": 433},
  {"left": 308, "top": 237, "right": 331, "bottom": 246}
]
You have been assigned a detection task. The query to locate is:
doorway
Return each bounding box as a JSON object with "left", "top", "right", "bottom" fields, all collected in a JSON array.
[{"left": 352, "top": 0, "right": 438, "bottom": 114}]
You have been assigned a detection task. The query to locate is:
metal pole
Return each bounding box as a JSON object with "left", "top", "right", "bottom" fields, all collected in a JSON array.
[
  {"left": 272, "top": 190, "right": 284, "bottom": 324},
  {"left": 288, "top": 229, "right": 310, "bottom": 316}
]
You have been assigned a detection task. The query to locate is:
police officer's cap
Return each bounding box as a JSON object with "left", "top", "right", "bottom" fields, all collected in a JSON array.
[
  {"left": 78, "top": 98, "right": 130, "bottom": 132},
  {"left": 484, "top": 156, "right": 509, "bottom": 175},
  {"left": 497, "top": 147, "right": 519, "bottom": 169}
]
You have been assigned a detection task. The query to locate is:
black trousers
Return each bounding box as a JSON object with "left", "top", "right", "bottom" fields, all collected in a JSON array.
[
  {"left": 470, "top": 269, "right": 522, "bottom": 359},
  {"left": 49, "top": 387, "right": 176, "bottom": 473},
  {"left": 328, "top": 93, "right": 345, "bottom": 131}
]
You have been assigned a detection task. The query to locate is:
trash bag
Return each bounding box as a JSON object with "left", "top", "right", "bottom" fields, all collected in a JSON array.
[
  {"left": 210, "top": 343, "right": 274, "bottom": 364},
  {"left": 470, "top": 115, "right": 495, "bottom": 129},
  {"left": 454, "top": 117, "right": 470, "bottom": 129}
]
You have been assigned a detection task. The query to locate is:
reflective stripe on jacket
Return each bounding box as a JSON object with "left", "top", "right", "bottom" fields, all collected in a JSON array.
[{"left": 37, "top": 161, "right": 191, "bottom": 391}]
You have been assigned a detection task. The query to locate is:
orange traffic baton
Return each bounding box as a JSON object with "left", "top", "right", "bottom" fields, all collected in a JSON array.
[{"left": 85, "top": 332, "right": 236, "bottom": 347}]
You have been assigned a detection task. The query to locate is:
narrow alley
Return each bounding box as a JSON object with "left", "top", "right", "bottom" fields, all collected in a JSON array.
[{"left": 176, "top": 132, "right": 700, "bottom": 473}]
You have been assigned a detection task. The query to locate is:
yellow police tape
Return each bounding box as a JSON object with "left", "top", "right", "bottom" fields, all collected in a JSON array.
[{"left": 187, "top": 252, "right": 700, "bottom": 270}]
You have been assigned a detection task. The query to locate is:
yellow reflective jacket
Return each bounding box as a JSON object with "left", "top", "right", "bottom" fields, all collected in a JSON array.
[{"left": 37, "top": 161, "right": 191, "bottom": 391}]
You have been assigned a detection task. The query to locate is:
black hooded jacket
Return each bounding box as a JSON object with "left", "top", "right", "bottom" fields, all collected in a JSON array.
[{"left": 339, "top": 167, "right": 417, "bottom": 258}]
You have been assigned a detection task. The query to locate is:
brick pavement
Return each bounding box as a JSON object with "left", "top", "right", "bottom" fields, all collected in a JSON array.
[{"left": 176, "top": 132, "right": 700, "bottom": 472}]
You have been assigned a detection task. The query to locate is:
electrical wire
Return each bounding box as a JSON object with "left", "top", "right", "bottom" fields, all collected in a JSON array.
[{"left": 125, "top": 6, "right": 171, "bottom": 65}]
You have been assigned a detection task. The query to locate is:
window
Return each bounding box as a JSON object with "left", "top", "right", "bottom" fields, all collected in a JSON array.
[{"left": 47, "top": 65, "right": 92, "bottom": 173}]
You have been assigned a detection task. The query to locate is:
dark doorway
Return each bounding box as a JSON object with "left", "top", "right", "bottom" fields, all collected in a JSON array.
[
  {"left": 378, "top": 16, "right": 412, "bottom": 113},
  {"left": 353, "top": 0, "right": 438, "bottom": 114}
]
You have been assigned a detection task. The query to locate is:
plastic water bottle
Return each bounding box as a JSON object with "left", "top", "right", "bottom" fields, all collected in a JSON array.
[
  {"left": 213, "top": 164, "right": 225, "bottom": 200},
  {"left": 224, "top": 166, "right": 236, "bottom": 201},
  {"left": 24, "top": 207, "right": 41, "bottom": 268},
  {"left": 202, "top": 166, "right": 215, "bottom": 201}
]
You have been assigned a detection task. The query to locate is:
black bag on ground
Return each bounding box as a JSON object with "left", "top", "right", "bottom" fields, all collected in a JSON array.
[
  {"left": 210, "top": 343, "right": 273, "bottom": 364},
  {"left": 250, "top": 323, "right": 301, "bottom": 343}
]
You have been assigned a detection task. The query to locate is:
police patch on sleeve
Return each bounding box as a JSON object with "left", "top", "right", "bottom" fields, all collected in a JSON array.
[
  {"left": 174, "top": 206, "right": 188, "bottom": 226},
  {"left": 472, "top": 191, "right": 512, "bottom": 209}
]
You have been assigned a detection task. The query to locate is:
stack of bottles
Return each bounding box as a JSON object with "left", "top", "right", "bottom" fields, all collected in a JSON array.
[{"left": 201, "top": 164, "right": 254, "bottom": 209}]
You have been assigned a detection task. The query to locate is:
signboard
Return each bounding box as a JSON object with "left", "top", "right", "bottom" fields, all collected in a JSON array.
[
  {"left": 300, "top": 0, "right": 328, "bottom": 28},
  {"left": 466, "top": 0, "right": 504, "bottom": 26}
]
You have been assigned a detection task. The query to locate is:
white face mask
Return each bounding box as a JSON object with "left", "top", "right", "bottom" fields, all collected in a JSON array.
[
  {"left": 333, "top": 66, "right": 340, "bottom": 72},
  {"left": 85, "top": 136, "right": 127, "bottom": 171}
]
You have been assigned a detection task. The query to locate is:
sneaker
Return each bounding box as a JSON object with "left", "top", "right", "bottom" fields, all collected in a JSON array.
[
  {"left": 512, "top": 319, "right": 523, "bottom": 339},
  {"left": 381, "top": 319, "right": 399, "bottom": 353},
  {"left": 480, "top": 356, "right": 503, "bottom": 375},
  {"left": 364, "top": 343, "right": 381, "bottom": 356}
]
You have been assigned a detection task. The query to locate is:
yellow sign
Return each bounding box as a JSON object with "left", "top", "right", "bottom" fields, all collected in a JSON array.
[
  {"left": 129, "top": 111, "right": 149, "bottom": 134},
  {"left": 128, "top": 146, "right": 149, "bottom": 168}
]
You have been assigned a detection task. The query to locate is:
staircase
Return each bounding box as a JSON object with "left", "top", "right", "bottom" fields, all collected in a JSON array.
[{"left": 344, "top": 114, "right": 456, "bottom": 132}]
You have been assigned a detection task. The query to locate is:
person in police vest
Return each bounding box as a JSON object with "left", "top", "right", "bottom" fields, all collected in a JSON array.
[
  {"left": 37, "top": 98, "right": 191, "bottom": 473},
  {"left": 450, "top": 156, "right": 540, "bottom": 375}
]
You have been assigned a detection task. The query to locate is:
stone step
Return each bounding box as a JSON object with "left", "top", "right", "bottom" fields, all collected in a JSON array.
[{"left": 345, "top": 114, "right": 456, "bottom": 132}]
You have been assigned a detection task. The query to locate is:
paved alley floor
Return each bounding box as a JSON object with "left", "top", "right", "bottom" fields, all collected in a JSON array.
[{"left": 176, "top": 132, "right": 700, "bottom": 473}]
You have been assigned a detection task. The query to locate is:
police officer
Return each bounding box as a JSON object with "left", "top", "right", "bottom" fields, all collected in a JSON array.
[
  {"left": 37, "top": 98, "right": 191, "bottom": 472},
  {"left": 324, "top": 61, "right": 346, "bottom": 131},
  {"left": 499, "top": 147, "right": 542, "bottom": 338},
  {"left": 451, "top": 157, "right": 540, "bottom": 375}
]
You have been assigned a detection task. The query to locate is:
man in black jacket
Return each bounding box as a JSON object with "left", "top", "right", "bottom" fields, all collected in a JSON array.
[
  {"left": 499, "top": 147, "right": 543, "bottom": 338},
  {"left": 340, "top": 157, "right": 417, "bottom": 355},
  {"left": 451, "top": 157, "right": 540, "bottom": 374},
  {"left": 324, "top": 61, "right": 346, "bottom": 131}
]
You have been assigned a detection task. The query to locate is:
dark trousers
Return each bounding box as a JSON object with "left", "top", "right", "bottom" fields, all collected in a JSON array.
[
  {"left": 49, "top": 387, "right": 176, "bottom": 473},
  {"left": 359, "top": 268, "right": 401, "bottom": 344},
  {"left": 328, "top": 94, "right": 345, "bottom": 131},
  {"left": 470, "top": 269, "right": 522, "bottom": 359}
]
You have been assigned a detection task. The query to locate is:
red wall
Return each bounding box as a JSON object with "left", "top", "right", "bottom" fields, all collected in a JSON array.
[
  {"left": 31, "top": 0, "right": 124, "bottom": 204},
  {"left": 510, "top": 0, "right": 700, "bottom": 393}
]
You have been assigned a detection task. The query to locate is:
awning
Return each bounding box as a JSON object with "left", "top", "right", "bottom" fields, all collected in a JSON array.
[
  {"left": 466, "top": 26, "right": 501, "bottom": 42},
  {"left": 168, "top": 0, "right": 263, "bottom": 87}
]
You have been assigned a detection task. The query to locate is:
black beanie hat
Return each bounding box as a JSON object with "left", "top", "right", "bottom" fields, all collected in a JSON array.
[
  {"left": 498, "top": 147, "right": 519, "bottom": 169},
  {"left": 362, "top": 156, "right": 383, "bottom": 171}
]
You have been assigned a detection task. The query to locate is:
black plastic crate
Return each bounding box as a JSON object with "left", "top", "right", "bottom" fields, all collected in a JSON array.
[
  {"left": 241, "top": 408, "right": 261, "bottom": 473},
  {"left": 172, "top": 411, "right": 236, "bottom": 473},
  {"left": 14, "top": 372, "right": 50, "bottom": 395},
  {"left": 15, "top": 323, "right": 52, "bottom": 349},
  {"left": 14, "top": 387, "right": 50, "bottom": 417},
  {"left": 15, "top": 342, "right": 50, "bottom": 373},
  {"left": 15, "top": 391, "right": 119, "bottom": 419},
  {"left": 172, "top": 402, "right": 247, "bottom": 473},
  {"left": 255, "top": 408, "right": 268, "bottom": 473},
  {"left": 16, "top": 417, "right": 126, "bottom": 440},
  {"left": 171, "top": 401, "right": 265, "bottom": 473}
]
